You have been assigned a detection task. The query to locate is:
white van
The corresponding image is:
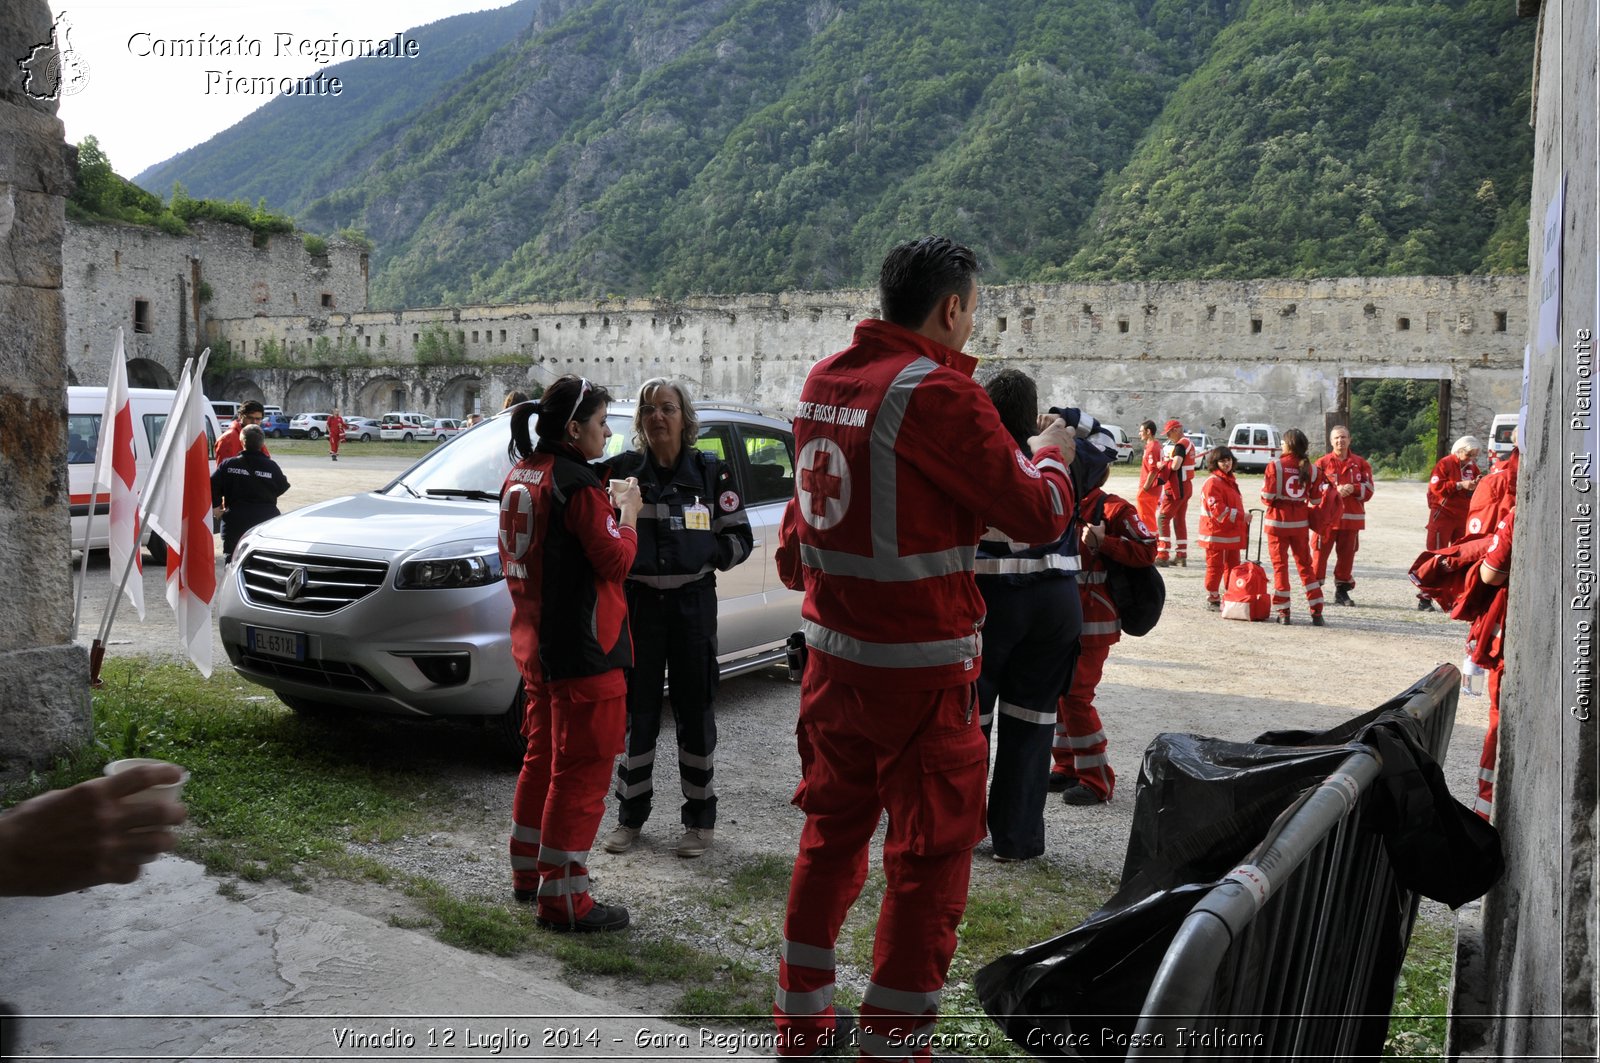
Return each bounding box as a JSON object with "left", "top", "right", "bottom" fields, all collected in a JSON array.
[
  {"left": 379, "top": 411, "right": 431, "bottom": 441},
  {"left": 1226, "top": 423, "right": 1282, "bottom": 471},
  {"left": 68, "top": 386, "right": 223, "bottom": 563},
  {"left": 1488, "top": 413, "right": 1517, "bottom": 465},
  {"left": 1100, "top": 424, "right": 1135, "bottom": 463}
]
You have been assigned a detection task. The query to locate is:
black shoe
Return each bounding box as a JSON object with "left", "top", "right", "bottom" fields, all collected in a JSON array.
[
  {"left": 1047, "top": 771, "right": 1073, "bottom": 793},
  {"left": 1277, "top": 613, "right": 1292, "bottom": 625},
  {"left": 1417, "top": 598, "right": 1435, "bottom": 612},
  {"left": 1062, "top": 784, "right": 1107, "bottom": 806},
  {"left": 785, "top": 1005, "right": 856, "bottom": 1057},
  {"left": 1311, "top": 612, "right": 1326, "bottom": 627},
  {"left": 1334, "top": 589, "right": 1353, "bottom": 607},
  {"left": 535, "top": 902, "right": 630, "bottom": 933},
  {"left": 1206, "top": 599, "right": 1221, "bottom": 611},
  {"left": 512, "top": 888, "right": 536, "bottom": 905}
]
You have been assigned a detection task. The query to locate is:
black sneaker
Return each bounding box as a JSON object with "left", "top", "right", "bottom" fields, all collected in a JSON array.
[
  {"left": 1206, "top": 599, "right": 1221, "bottom": 611},
  {"left": 536, "top": 902, "right": 630, "bottom": 933},
  {"left": 1334, "top": 589, "right": 1353, "bottom": 606},
  {"left": 1311, "top": 612, "right": 1326, "bottom": 627},
  {"left": 1047, "top": 772, "right": 1073, "bottom": 793},
  {"left": 1417, "top": 598, "right": 1435, "bottom": 612},
  {"left": 1062, "top": 784, "right": 1107, "bottom": 806},
  {"left": 781, "top": 1006, "right": 856, "bottom": 1057},
  {"left": 1277, "top": 613, "right": 1292, "bottom": 625}
]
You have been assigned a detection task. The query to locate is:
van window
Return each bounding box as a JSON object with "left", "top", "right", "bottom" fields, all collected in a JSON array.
[
  {"left": 67, "top": 413, "right": 101, "bottom": 464},
  {"left": 1254, "top": 429, "right": 1268, "bottom": 446},
  {"left": 144, "top": 415, "right": 220, "bottom": 461},
  {"left": 1492, "top": 422, "right": 1515, "bottom": 445}
]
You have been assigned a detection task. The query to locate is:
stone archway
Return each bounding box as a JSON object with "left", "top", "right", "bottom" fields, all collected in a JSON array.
[
  {"left": 128, "top": 358, "right": 177, "bottom": 389},
  {"left": 439, "top": 373, "right": 485, "bottom": 419},
  {"left": 218, "top": 374, "right": 265, "bottom": 405},
  {"left": 285, "top": 374, "right": 336, "bottom": 414},
  {"left": 355, "top": 376, "right": 409, "bottom": 418}
]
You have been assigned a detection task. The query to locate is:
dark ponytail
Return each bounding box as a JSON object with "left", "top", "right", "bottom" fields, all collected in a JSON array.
[
  {"left": 507, "top": 375, "right": 613, "bottom": 462},
  {"left": 1282, "top": 427, "right": 1311, "bottom": 481}
]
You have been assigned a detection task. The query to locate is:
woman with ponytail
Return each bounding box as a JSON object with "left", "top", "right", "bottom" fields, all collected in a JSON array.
[
  {"left": 1259, "top": 427, "right": 1327, "bottom": 626},
  {"left": 500, "top": 375, "right": 644, "bottom": 932}
]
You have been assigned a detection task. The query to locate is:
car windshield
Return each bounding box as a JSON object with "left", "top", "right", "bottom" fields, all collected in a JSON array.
[{"left": 384, "top": 407, "right": 636, "bottom": 499}]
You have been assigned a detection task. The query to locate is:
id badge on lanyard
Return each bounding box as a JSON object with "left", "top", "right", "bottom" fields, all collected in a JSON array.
[{"left": 684, "top": 499, "right": 711, "bottom": 532}]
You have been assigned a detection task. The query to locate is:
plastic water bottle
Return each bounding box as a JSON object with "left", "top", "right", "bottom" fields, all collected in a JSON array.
[{"left": 1461, "top": 657, "right": 1485, "bottom": 696}]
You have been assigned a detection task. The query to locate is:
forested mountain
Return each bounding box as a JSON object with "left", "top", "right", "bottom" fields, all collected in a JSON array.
[{"left": 132, "top": 0, "right": 1534, "bottom": 309}]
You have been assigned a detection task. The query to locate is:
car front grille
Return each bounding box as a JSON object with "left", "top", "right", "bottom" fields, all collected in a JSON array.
[
  {"left": 239, "top": 549, "right": 388, "bottom": 613},
  {"left": 233, "top": 650, "right": 384, "bottom": 692}
]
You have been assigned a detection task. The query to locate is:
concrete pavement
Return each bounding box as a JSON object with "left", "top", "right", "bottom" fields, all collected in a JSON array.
[{"left": 0, "top": 857, "right": 768, "bottom": 1060}]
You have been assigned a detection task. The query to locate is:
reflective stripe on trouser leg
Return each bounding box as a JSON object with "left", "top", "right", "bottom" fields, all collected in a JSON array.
[
  {"left": 777, "top": 674, "right": 981, "bottom": 1058},
  {"left": 1155, "top": 508, "right": 1172, "bottom": 560},
  {"left": 1267, "top": 529, "right": 1293, "bottom": 615},
  {"left": 1476, "top": 664, "right": 1502, "bottom": 821},
  {"left": 536, "top": 683, "right": 626, "bottom": 926},
  {"left": 668, "top": 587, "right": 720, "bottom": 828},
  {"left": 509, "top": 678, "right": 552, "bottom": 892},
  {"left": 1281, "top": 527, "right": 1324, "bottom": 611},
  {"left": 616, "top": 587, "right": 670, "bottom": 827},
  {"left": 1053, "top": 643, "right": 1114, "bottom": 800}
]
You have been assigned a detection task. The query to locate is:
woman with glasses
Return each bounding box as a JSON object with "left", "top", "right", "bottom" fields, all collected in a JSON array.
[
  {"left": 501, "top": 375, "right": 643, "bottom": 933},
  {"left": 600, "top": 378, "right": 753, "bottom": 860}
]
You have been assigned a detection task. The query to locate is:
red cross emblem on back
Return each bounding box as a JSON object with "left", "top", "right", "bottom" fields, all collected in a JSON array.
[
  {"left": 795, "top": 438, "right": 851, "bottom": 531},
  {"left": 499, "top": 484, "right": 534, "bottom": 559},
  {"left": 801, "top": 450, "right": 842, "bottom": 517}
]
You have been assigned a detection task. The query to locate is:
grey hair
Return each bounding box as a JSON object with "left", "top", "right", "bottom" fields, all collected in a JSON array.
[
  {"left": 1452, "top": 435, "right": 1483, "bottom": 457},
  {"left": 242, "top": 424, "right": 267, "bottom": 451},
  {"left": 632, "top": 377, "right": 700, "bottom": 453}
]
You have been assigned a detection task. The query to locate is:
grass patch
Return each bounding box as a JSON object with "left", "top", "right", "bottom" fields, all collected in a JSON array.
[
  {"left": 267, "top": 438, "right": 444, "bottom": 459},
  {"left": 1384, "top": 917, "right": 1454, "bottom": 1059}
]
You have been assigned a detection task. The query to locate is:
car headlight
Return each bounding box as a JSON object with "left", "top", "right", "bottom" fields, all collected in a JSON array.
[{"left": 395, "top": 539, "right": 504, "bottom": 589}]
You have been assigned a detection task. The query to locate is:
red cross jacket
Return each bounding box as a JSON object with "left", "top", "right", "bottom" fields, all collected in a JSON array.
[
  {"left": 1314, "top": 451, "right": 1375, "bottom": 530},
  {"left": 1077, "top": 487, "right": 1157, "bottom": 647},
  {"left": 1197, "top": 469, "right": 1248, "bottom": 547},
  {"left": 1464, "top": 449, "right": 1517, "bottom": 539},
  {"left": 1427, "top": 453, "right": 1480, "bottom": 523},
  {"left": 775, "top": 318, "right": 1073, "bottom": 691},
  {"left": 1260, "top": 454, "right": 1321, "bottom": 532}
]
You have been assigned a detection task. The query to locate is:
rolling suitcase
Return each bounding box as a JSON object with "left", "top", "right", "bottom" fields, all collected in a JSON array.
[{"left": 1221, "top": 508, "right": 1271, "bottom": 622}]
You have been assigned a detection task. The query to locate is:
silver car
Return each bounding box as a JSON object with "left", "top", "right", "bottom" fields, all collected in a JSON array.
[{"left": 217, "top": 402, "right": 801, "bottom": 752}]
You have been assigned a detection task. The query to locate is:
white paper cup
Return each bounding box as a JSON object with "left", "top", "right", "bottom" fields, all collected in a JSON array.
[
  {"left": 609, "top": 478, "right": 630, "bottom": 496},
  {"left": 103, "top": 757, "right": 189, "bottom": 806}
]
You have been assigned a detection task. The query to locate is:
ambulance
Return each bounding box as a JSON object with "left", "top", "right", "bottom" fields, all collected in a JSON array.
[
  {"left": 1225, "top": 423, "right": 1283, "bottom": 471},
  {"left": 66, "top": 386, "right": 223, "bottom": 563}
]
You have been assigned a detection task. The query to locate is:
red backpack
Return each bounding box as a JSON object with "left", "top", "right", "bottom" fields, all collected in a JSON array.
[{"left": 1221, "top": 509, "right": 1271, "bottom": 621}]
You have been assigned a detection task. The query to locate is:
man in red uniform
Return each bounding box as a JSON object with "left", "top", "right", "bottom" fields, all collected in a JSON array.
[
  {"left": 1462, "top": 507, "right": 1513, "bottom": 819},
  {"left": 1136, "top": 420, "right": 1162, "bottom": 535},
  {"left": 326, "top": 408, "right": 346, "bottom": 461},
  {"left": 772, "top": 237, "right": 1075, "bottom": 1059},
  {"left": 1312, "top": 425, "right": 1375, "bottom": 607},
  {"left": 214, "top": 400, "right": 267, "bottom": 464},
  {"left": 1421, "top": 435, "right": 1482, "bottom": 610},
  {"left": 1049, "top": 462, "right": 1156, "bottom": 804},
  {"left": 1154, "top": 419, "right": 1194, "bottom": 566}
]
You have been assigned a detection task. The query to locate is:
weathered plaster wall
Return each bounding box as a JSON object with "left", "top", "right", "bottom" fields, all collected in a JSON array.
[
  {"left": 0, "top": 0, "right": 92, "bottom": 769},
  {"left": 1450, "top": 1, "right": 1598, "bottom": 1058},
  {"left": 63, "top": 218, "right": 367, "bottom": 389},
  {"left": 208, "top": 275, "right": 1525, "bottom": 442}
]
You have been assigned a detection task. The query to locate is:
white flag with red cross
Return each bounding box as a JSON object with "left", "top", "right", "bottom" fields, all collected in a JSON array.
[
  {"left": 146, "top": 366, "right": 217, "bottom": 676},
  {"left": 96, "top": 332, "right": 144, "bottom": 620}
]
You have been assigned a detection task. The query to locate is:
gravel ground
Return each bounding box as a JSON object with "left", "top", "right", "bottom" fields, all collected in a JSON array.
[{"left": 76, "top": 456, "right": 1483, "bottom": 1009}]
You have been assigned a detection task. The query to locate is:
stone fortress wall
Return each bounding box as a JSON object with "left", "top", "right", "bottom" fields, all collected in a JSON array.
[
  {"left": 63, "top": 218, "right": 368, "bottom": 388},
  {"left": 205, "top": 273, "right": 1526, "bottom": 446}
]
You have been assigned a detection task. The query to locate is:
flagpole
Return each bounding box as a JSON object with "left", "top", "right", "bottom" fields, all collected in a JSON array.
[
  {"left": 72, "top": 330, "right": 126, "bottom": 642},
  {"left": 92, "top": 350, "right": 209, "bottom": 683}
]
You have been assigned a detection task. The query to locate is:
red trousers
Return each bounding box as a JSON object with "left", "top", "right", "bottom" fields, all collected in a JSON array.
[
  {"left": 1156, "top": 490, "right": 1190, "bottom": 560},
  {"left": 508, "top": 675, "right": 626, "bottom": 925},
  {"left": 1427, "top": 514, "right": 1466, "bottom": 551},
  {"left": 1312, "top": 527, "right": 1360, "bottom": 586},
  {"left": 775, "top": 671, "right": 985, "bottom": 1059},
  {"left": 1137, "top": 489, "right": 1159, "bottom": 541},
  {"left": 1203, "top": 545, "right": 1241, "bottom": 602},
  {"left": 1475, "top": 662, "right": 1503, "bottom": 821},
  {"left": 1266, "top": 527, "right": 1323, "bottom": 616},
  {"left": 329, "top": 436, "right": 341, "bottom": 456},
  {"left": 1050, "top": 642, "right": 1115, "bottom": 801}
]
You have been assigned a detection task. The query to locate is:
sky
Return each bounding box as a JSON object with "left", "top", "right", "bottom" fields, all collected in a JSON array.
[{"left": 46, "top": 2, "right": 520, "bottom": 178}]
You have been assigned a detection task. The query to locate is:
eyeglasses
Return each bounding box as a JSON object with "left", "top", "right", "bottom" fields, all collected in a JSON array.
[
  {"left": 638, "top": 403, "right": 681, "bottom": 417},
  {"left": 567, "top": 378, "right": 592, "bottom": 428}
]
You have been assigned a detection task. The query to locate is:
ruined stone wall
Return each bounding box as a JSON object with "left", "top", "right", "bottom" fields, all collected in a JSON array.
[
  {"left": 209, "top": 275, "right": 1525, "bottom": 443},
  {"left": 0, "top": 0, "right": 92, "bottom": 769},
  {"left": 63, "top": 218, "right": 367, "bottom": 389},
  {"left": 1450, "top": 1, "right": 1598, "bottom": 1058}
]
